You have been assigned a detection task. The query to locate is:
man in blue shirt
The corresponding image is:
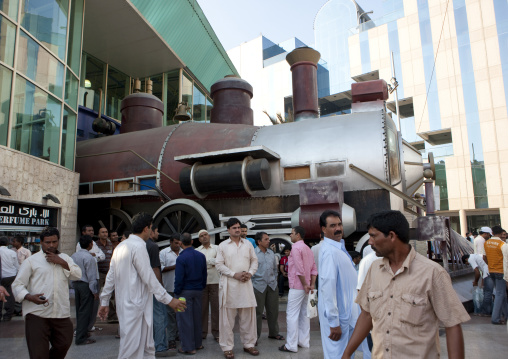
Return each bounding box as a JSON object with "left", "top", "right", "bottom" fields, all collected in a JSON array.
[
  {"left": 174, "top": 233, "right": 207, "bottom": 355},
  {"left": 71, "top": 235, "right": 98, "bottom": 345},
  {"left": 241, "top": 224, "right": 257, "bottom": 248}
]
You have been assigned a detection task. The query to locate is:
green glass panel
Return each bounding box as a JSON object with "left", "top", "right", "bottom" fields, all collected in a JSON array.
[
  {"left": 11, "top": 76, "right": 62, "bottom": 164},
  {"left": 0, "top": 15, "right": 16, "bottom": 66},
  {"left": 472, "top": 160, "right": 488, "bottom": 208},
  {"left": 166, "top": 70, "right": 179, "bottom": 126},
  {"left": 181, "top": 73, "right": 192, "bottom": 120},
  {"left": 0, "top": 65, "right": 12, "bottom": 146},
  {"left": 434, "top": 160, "right": 449, "bottom": 211},
  {"left": 61, "top": 106, "right": 76, "bottom": 170},
  {"left": 151, "top": 74, "right": 163, "bottom": 101},
  {"left": 21, "top": 0, "right": 68, "bottom": 60},
  {"left": 67, "top": 0, "right": 84, "bottom": 75},
  {"left": 82, "top": 53, "right": 105, "bottom": 113},
  {"left": 193, "top": 84, "right": 205, "bottom": 122},
  {"left": 65, "top": 69, "right": 78, "bottom": 110},
  {"left": 0, "top": 0, "right": 19, "bottom": 21},
  {"left": 106, "top": 66, "right": 129, "bottom": 120},
  {"left": 17, "top": 30, "right": 64, "bottom": 98}
]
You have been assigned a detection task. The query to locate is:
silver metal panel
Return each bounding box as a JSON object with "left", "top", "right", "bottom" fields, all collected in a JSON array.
[
  {"left": 173, "top": 145, "right": 280, "bottom": 165},
  {"left": 250, "top": 111, "right": 388, "bottom": 196}
]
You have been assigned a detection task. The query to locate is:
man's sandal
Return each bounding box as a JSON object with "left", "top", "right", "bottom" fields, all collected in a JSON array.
[
  {"left": 223, "top": 350, "right": 234, "bottom": 359},
  {"left": 268, "top": 334, "right": 285, "bottom": 340},
  {"left": 243, "top": 347, "right": 259, "bottom": 356},
  {"left": 278, "top": 345, "right": 296, "bottom": 353}
]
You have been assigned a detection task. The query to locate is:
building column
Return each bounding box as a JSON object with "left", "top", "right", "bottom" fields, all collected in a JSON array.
[
  {"left": 459, "top": 209, "right": 467, "bottom": 237},
  {"left": 499, "top": 208, "right": 508, "bottom": 230}
]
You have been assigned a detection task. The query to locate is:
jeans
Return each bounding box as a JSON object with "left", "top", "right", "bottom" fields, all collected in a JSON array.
[
  {"left": 482, "top": 275, "right": 494, "bottom": 315},
  {"left": 490, "top": 273, "right": 508, "bottom": 324},
  {"left": 153, "top": 296, "right": 168, "bottom": 352}
]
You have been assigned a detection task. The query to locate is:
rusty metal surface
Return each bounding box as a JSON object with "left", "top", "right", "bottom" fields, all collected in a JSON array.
[
  {"left": 298, "top": 180, "right": 343, "bottom": 239},
  {"left": 351, "top": 80, "right": 388, "bottom": 103},
  {"left": 120, "top": 92, "right": 164, "bottom": 133},
  {"left": 210, "top": 77, "right": 253, "bottom": 125},
  {"left": 290, "top": 61, "right": 318, "bottom": 121}
]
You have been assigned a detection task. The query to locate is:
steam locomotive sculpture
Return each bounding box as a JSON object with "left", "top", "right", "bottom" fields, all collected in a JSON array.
[{"left": 75, "top": 47, "right": 428, "bottom": 249}]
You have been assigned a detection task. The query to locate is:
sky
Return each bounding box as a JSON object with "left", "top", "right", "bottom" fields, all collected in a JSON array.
[{"left": 197, "top": 0, "right": 385, "bottom": 51}]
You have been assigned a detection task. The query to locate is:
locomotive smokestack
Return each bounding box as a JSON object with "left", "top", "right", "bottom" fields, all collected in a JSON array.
[
  {"left": 210, "top": 76, "right": 254, "bottom": 125},
  {"left": 120, "top": 92, "right": 164, "bottom": 133},
  {"left": 286, "top": 47, "right": 320, "bottom": 121}
]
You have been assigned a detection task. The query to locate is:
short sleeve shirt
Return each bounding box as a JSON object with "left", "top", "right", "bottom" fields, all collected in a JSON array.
[
  {"left": 279, "top": 256, "right": 288, "bottom": 273},
  {"left": 146, "top": 239, "right": 161, "bottom": 269},
  {"left": 467, "top": 254, "right": 489, "bottom": 278},
  {"left": 356, "top": 246, "right": 470, "bottom": 358}
]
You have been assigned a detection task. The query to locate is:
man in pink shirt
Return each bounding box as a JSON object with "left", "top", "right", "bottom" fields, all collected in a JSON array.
[{"left": 279, "top": 226, "right": 317, "bottom": 353}]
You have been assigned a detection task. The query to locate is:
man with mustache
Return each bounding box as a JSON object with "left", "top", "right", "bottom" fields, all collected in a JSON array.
[
  {"left": 318, "top": 210, "right": 370, "bottom": 359},
  {"left": 12, "top": 227, "right": 82, "bottom": 358},
  {"left": 342, "top": 210, "right": 470, "bottom": 359}
]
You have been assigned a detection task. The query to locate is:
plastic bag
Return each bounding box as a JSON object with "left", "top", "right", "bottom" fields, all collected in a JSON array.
[
  {"left": 472, "top": 287, "right": 484, "bottom": 313},
  {"left": 306, "top": 290, "right": 318, "bottom": 318}
]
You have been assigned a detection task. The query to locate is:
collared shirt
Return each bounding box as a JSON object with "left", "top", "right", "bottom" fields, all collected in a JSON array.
[
  {"left": 96, "top": 239, "right": 113, "bottom": 274},
  {"left": 357, "top": 246, "right": 470, "bottom": 359},
  {"left": 160, "top": 247, "right": 179, "bottom": 292},
  {"left": 467, "top": 254, "right": 489, "bottom": 279},
  {"left": 0, "top": 246, "right": 19, "bottom": 277},
  {"left": 174, "top": 247, "right": 207, "bottom": 295},
  {"left": 318, "top": 238, "right": 358, "bottom": 328},
  {"left": 474, "top": 235, "right": 486, "bottom": 255},
  {"left": 311, "top": 241, "right": 322, "bottom": 270},
  {"left": 75, "top": 240, "right": 105, "bottom": 278},
  {"left": 12, "top": 251, "right": 82, "bottom": 318},
  {"left": 287, "top": 240, "right": 317, "bottom": 290},
  {"left": 16, "top": 246, "right": 32, "bottom": 265},
  {"left": 71, "top": 249, "right": 99, "bottom": 294},
  {"left": 216, "top": 238, "right": 258, "bottom": 308},
  {"left": 502, "top": 244, "right": 508, "bottom": 281},
  {"left": 196, "top": 244, "right": 219, "bottom": 285},
  {"left": 484, "top": 237, "right": 507, "bottom": 274},
  {"left": 244, "top": 237, "right": 257, "bottom": 248},
  {"left": 252, "top": 247, "right": 278, "bottom": 293}
]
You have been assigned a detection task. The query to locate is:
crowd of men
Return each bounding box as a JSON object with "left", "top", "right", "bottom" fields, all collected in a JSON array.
[{"left": 0, "top": 209, "right": 485, "bottom": 359}]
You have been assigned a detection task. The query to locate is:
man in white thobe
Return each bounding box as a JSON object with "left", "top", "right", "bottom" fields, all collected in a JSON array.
[
  {"left": 99, "top": 213, "right": 186, "bottom": 359},
  {"left": 216, "top": 218, "right": 259, "bottom": 358},
  {"left": 318, "top": 210, "right": 371, "bottom": 359}
]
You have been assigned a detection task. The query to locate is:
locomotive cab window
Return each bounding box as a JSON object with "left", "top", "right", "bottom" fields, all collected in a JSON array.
[
  {"left": 284, "top": 166, "right": 311, "bottom": 181},
  {"left": 316, "top": 161, "right": 345, "bottom": 178}
]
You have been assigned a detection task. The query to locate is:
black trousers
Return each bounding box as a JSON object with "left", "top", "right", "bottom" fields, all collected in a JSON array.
[
  {"left": 25, "top": 314, "right": 73, "bottom": 359},
  {"left": 176, "top": 290, "right": 203, "bottom": 352},
  {"left": 74, "top": 281, "right": 95, "bottom": 344},
  {"left": 0, "top": 276, "right": 15, "bottom": 320}
]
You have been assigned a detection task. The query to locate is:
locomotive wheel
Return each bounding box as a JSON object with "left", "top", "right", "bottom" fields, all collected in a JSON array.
[
  {"left": 269, "top": 235, "right": 292, "bottom": 253},
  {"left": 96, "top": 208, "right": 132, "bottom": 237},
  {"left": 153, "top": 199, "right": 214, "bottom": 247}
]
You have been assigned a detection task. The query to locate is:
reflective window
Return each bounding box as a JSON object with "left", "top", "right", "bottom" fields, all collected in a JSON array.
[
  {"left": 434, "top": 159, "right": 449, "bottom": 210},
  {"left": 206, "top": 97, "right": 213, "bottom": 123},
  {"left": 0, "top": 0, "right": 19, "bottom": 21},
  {"left": 106, "top": 67, "right": 129, "bottom": 120},
  {"left": 0, "top": 15, "right": 16, "bottom": 66},
  {"left": 61, "top": 106, "right": 76, "bottom": 170},
  {"left": 65, "top": 69, "right": 78, "bottom": 110},
  {"left": 151, "top": 74, "right": 163, "bottom": 101},
  {"left": 17, "top": 30, "right": 64, "bottom": 98},
  {"left": 67, "top": 0, "right": 84, "bottom": 75},
  {"left": 21, "top": 0, "right": 68, "bottom": 60},
  {"left": 11, "top": 76, "right": 62, "bottom": 164},
  {"left": 0, "top": 65, "right": 12, "bottom": 146},
  {"left": 166, "top": 70, "right": 179, "bottom": 126},
  {"left": 193, "top": 84, "right": 206, "bottom": 122},
  {"left": 82, "top": 54, "right": 105, "bottom": 113},
  {"left": 181, "top": 72, "right": 192, "bottom": 116},
  {"left": 316, "top": 161, "right": 345, "bottom": 177}
]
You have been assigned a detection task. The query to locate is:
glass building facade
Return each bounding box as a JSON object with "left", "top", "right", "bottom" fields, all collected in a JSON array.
[{"left": 0, "top": 0, "right": 84, "bottom": 170}]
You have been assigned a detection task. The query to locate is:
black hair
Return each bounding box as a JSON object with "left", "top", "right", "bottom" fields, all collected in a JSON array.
[
  {"left": 122, "top": 230, "right": 131, "bottom": 239},
  {"left": 491, "top": 226, "right": 504, "bottom": 236},
  {"left": 254, "top": 231, "right": 268, "bottom": 244},
  {"left": 292, "top": 226, "right": 305, "bottom": 239},
  {"left": 367, "top": 210, "right": 409, "bottom": 244},
  {"left": 349, "top": 251, "right": 361, "bottom": 260},
  {"left": 81, "top": 224, "right": 93, "bottom": 234},
  {"left": 0, "top": 236, "right": 8, "bottom": 246},
  {"left": 151, "top": 223, "right": 158, "bottom": 231},
  {"left": 319, "top": 210, "right": 341, "bottom": 228},
  {"left": 169, "top": 233, "right": 182, "bottom": 242},
  {"left": 40, "top": 227, "right": 60, "bottom": 242},
  {"left": 13, "top": 235, "right": 25, "bottom": 244},
  {"left": 109, "top": 230, "right": 118, "bottom": 236},
  {"left": 240, "top": 223, "right": 248, "bottom": 229},
  {"left": 462, "top": 254, "right": 470, "bottom": 263},
  {"left": 79, "top": 235, "right": 93, "bottom": 249},
  {"left": 131, "top": 212, "right": 153, "bottom": 234},
  {"left": 181, "top": 232, "right": 192, "bottom": 246},
  {"left": 227, "top": 217, "right": 241, "bottom": 229}
]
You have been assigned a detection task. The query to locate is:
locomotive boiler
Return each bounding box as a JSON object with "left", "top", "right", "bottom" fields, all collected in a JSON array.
[{"left": 75, "top": 47, "right": 428, "bottom": 249}]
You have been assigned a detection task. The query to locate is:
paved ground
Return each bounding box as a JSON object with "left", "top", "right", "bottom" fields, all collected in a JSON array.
[{"left": 0, "top": 299, "right": 507, "bottom": 358}]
